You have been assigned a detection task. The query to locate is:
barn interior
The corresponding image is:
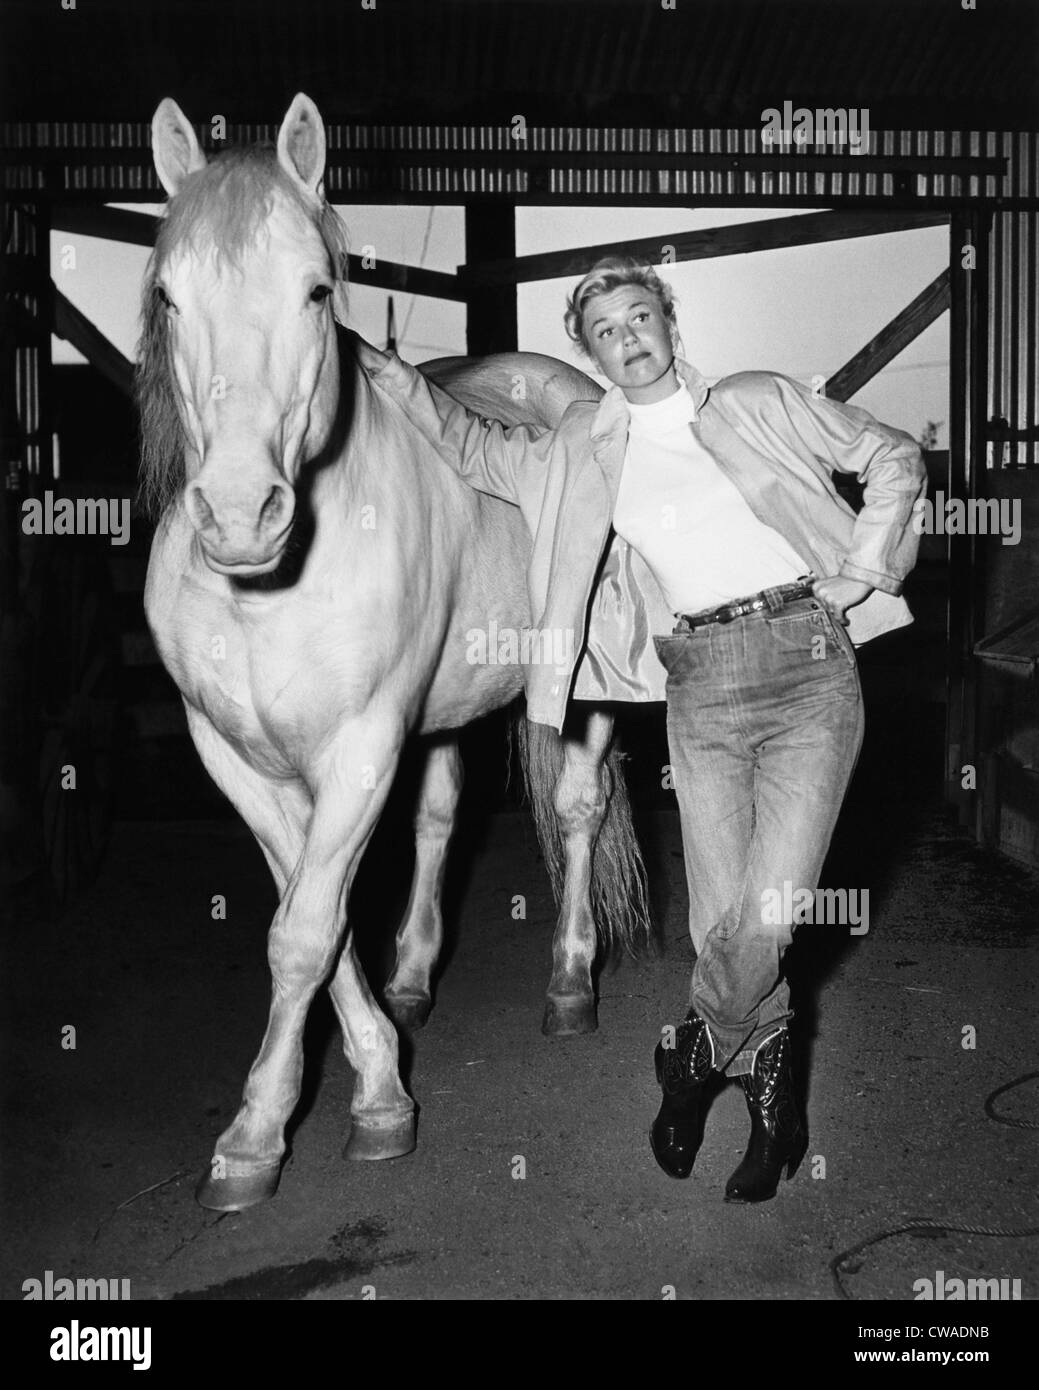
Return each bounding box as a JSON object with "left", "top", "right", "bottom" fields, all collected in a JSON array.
[{"left": 1, "top": 0, "right": 1037, "bottom": 1309}]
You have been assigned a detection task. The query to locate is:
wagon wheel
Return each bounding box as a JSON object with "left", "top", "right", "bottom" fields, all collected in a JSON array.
[{"left": 27, "top": 536, "right": 119, "bottom": 904}]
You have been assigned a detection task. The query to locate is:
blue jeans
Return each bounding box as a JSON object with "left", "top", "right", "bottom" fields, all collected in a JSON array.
[{"left": 653, "top": 594, "right": 865, "bottom": 1077}]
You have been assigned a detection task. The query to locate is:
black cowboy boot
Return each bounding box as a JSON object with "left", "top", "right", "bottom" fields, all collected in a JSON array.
[
  {"left": 724, "top": 1028, "right": 807, "bottom": 1203},
  {"left": 650, "top": 1010, "right": 716, "bottom": 1179}
]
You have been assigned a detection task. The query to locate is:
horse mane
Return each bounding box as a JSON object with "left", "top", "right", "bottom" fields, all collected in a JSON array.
[{"left": 135, "top": 147, "right": 350, "bottom": 520}]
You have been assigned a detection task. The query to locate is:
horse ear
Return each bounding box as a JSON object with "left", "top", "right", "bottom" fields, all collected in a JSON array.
[
  {"left": 151, "top": 98, "right": 206, "bottom": 197},
  {"left": 277, "top": 93, "right": 327, "bottom": 199}
]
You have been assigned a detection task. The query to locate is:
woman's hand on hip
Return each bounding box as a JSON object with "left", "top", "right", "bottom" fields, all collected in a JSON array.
[{"left": 811, "top": 575, "right": 874, "bottom": 625}]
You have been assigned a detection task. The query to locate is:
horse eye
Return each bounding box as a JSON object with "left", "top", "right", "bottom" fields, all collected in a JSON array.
[
  {"left": 309, "top": 285, "right": 333, "bottom": 305},
  {"left": 155, "top": 285, "right": 176, "bottom": 312}
]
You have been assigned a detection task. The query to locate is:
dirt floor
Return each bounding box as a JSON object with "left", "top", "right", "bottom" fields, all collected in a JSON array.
[{"left": 3, "top": 708, "right": 1037, "bottom": 1303}]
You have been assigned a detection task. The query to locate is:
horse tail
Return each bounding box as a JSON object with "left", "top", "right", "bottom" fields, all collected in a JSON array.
[{"left": 515, "top": 713, "right": 652, "bottom": 960}]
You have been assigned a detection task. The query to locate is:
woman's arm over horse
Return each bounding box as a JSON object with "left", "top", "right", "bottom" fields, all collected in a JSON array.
[{"left": 351, "top": 333, "right": 561, "bottom": 506}]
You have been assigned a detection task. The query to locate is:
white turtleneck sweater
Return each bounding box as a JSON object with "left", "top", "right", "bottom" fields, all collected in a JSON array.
[{"left": 611, "top": 384, "right": 809, "bottom": 614}]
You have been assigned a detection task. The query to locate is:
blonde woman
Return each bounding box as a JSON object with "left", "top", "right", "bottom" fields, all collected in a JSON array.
[{"left": 355, "top": 257, "right": 925, "bottom": 1202}]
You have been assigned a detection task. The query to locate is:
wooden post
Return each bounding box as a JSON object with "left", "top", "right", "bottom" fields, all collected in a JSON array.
[
  {"left": 946, "top": 211, "right": 990, "bottom": 825},
  {"left": 464, "top": 204, "right": 517, "bottom": 355}
]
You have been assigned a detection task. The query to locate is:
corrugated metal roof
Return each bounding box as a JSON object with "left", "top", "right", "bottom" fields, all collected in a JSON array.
[{"left": 1, "top": 0, "right": 1037, "bottom": 129}]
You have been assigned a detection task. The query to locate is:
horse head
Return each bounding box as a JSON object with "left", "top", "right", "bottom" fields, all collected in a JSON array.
[{"left": 139, "top": 94, "right": 348, "bottom": 576}]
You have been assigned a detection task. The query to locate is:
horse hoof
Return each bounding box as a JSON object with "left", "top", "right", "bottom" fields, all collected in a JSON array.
[
  {"left": 195, "top": 1160, "right": 281, "bottom": 1211},
  {"left": 385, "top": 994, "right": 432, "bottom": 1031},
  {"left": 344, "top": 1112, "right": 416, "bottom": 1162},
  {"left": 542, "top": 994, "right": 598, "bottom": 1037}
]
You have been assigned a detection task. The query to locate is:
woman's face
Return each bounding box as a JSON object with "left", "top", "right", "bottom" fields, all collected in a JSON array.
[{"left": 581, "top": 284, "right": 678, "bottom": 403}]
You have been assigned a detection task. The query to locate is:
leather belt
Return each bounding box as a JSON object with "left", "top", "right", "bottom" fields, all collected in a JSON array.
[{"left": 678, "top": 576, "right": 817, "bottom": 631}]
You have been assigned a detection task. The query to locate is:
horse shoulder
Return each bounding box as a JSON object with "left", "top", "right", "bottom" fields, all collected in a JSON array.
[{"left": 144, "top": 507, "right": 193, "bottom": 633}]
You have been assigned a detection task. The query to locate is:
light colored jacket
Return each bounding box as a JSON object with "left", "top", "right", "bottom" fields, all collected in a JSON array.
[{"left": 357, "top": 342, "right": 927, "bottom": 732}]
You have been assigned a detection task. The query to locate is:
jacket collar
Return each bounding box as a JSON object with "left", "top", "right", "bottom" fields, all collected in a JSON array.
[{"left": 589, "top": 357, "right": 711, "bottom": 443}]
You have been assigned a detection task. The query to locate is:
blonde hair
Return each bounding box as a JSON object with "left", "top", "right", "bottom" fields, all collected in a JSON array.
[{"left": 564, "top": 256, "right": 679, "bottom": 356}]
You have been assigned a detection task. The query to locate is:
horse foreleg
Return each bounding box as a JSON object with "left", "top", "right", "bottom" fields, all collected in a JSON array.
[
  {"left": 543, "top": 708, "right": 615, "bottom": 1037},
  {"left": 383, "top": 737, "right": 464, "bottom": 1031},
  {"left": 182, "top": 708, "right": 314, "bottom": 1207},
  {"left": 199, "top": 716, "right": 409, "bottom": 1209},
  {"left": 183, "top": 706, "right": 310, "bottom": 893}
]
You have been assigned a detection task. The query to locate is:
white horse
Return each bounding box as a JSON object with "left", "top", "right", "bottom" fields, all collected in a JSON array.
[{"left": 140, "top": 93, "right": 649, "bottom": 1210}]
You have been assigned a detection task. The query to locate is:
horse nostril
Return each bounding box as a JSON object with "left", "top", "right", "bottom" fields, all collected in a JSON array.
[
  {"left": 259, "top": 482, "right": 292, "bottom": 534},
  {"left": 185, "top": 481, "right": 216, "bottom": 534}
]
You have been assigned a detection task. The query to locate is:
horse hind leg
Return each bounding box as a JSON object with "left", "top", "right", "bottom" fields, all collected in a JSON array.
[
  {"left": 330, "top": 937, "right": 417, "bottom": 1161},
  {"left": 383, "top": 737, "right": 463, "bottom": 1032},
  {"left": 538, "top": 709, "right": 616, "bottom": 1037}
]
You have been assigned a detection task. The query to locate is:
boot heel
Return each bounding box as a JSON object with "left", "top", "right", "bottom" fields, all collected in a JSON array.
[
  {"left": 784, "top": 1133, "right": 808, "bottom": 1181},
  {"left": 724, "top": 1029, "right": 806, "bottom": 1203}
]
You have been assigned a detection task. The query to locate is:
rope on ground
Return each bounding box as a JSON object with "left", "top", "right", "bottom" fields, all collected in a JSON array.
[
  {"left": 90, "top": 1169, "right": 186, "bottom": 1245},
  {"left": 984, "top": 1069, "right": 1039, "bottom": 1130},
  {"left": 830, "top": 1071, "right": 1039, "bottom": 1299}
]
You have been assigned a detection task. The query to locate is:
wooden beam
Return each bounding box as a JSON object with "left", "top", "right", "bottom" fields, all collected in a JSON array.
[
  {"left": 52, "top": 287, "right": 134, "bottom": 397},
  {"left": 984, "top": 426, "right": 1039, "bottom": 441},
  {"left": 462, "top": 210, "right": 950, "bottom": 287},
  {"left": 347, "top": 257, "right": 467, "bottom": 302},
  {"left": 51, "top": 204, "right": 466, "bottom": 301},
  {"left": 53, "top": 203, "right": 157, "bottom": 247},
  {"left": 825, "top": 268, "right": 951, "bottom": 403}
]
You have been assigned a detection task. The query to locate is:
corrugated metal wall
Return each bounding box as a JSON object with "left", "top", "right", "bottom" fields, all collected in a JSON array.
[
  {"left": 988, "top": 136, "right": 1039, "bottom": 469},
  {"left": 0, "top": 122, "right": 1032, "bottom": 204},
  {"left": 2, "top": 201, "right": 52, "bottom": 485},
  {"left": 4, "top": 121, "right": 1036, "bottom": 467}
]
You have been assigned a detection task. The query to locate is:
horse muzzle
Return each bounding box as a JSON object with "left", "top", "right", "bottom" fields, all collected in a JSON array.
[
  {"left": 198, "top": 544, "right": 288, "bottom": 577},
  {"left": 186, "top": 473, "right": 295, "bottom": 576}
]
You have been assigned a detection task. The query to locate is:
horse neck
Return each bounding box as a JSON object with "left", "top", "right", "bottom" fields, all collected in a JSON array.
[{"left": 319, "top": 343, "right": 435, "bottom": 521}]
